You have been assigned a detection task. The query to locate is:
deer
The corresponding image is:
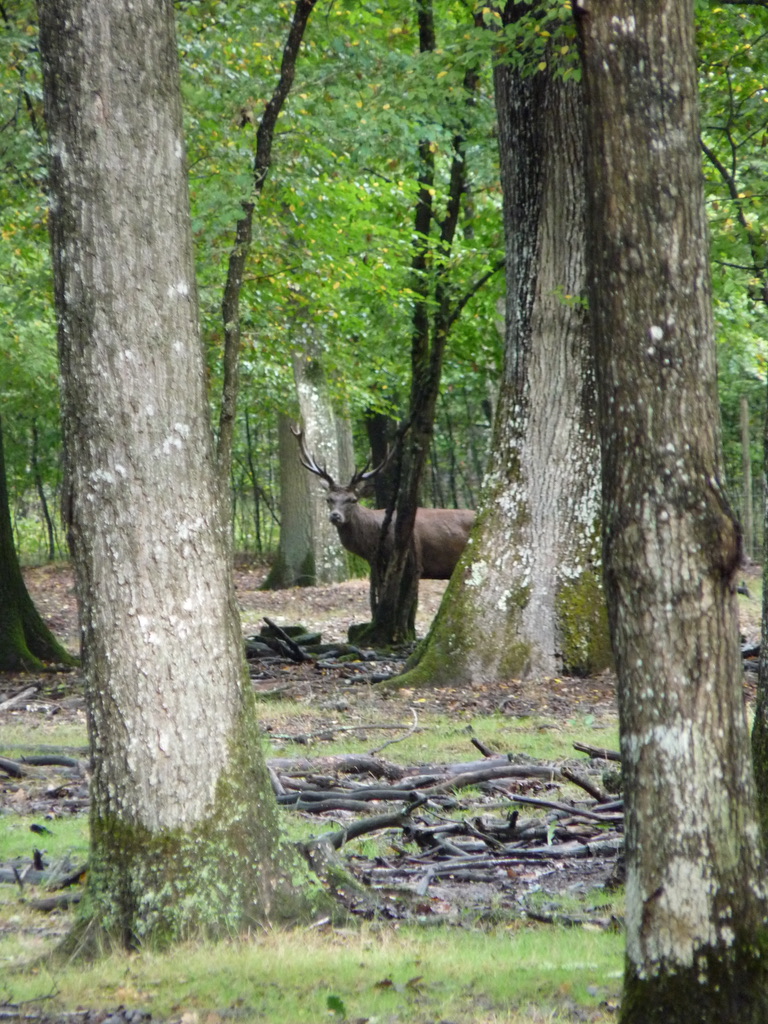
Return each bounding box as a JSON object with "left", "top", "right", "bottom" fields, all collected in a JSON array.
[{"left": 292, "top": 425, "right": 475, "bottom": 579}]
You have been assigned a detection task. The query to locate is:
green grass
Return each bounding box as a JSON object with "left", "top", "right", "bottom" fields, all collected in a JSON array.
[
  {"left": 5, "top": 924, "right": 623, "bottom": 1024},
  {"left": 0, "top": 722, "right": 89, "bottom": 754},
  {"left": 0, "top": 815, "right": 89, "bottom": 965},
  {"left": 259, "top": 703, "right": 619, "bottom": 766},
  {"left": 1, "top": 700, "right": 624, "bottom": 1023},
  {"left": 0, "top": 815, "right": 88, "bottom": 865}
]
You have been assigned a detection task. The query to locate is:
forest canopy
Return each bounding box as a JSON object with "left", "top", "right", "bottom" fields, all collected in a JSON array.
[{"left": 0, "top": 0, "right": 766, "bottom": 562}]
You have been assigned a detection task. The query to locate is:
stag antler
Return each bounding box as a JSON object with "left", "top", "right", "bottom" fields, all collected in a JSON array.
[
  {"left": 349, "top": 453, "right": 390, "bottom": 489},
  {"left": 290, "top": 424, "right": 337, "bottom": 488},
  {"left": 292, "top": 423, "right": 393, "bottom": 491}
]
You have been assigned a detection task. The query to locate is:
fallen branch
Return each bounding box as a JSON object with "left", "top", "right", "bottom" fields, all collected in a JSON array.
[
  {"left": 573, "top": 741, "right": 621, "bottom": 762},
  {"left": 262, "top": 617, "right": 311, "bottom": 662},
  {"left": 470, "top": 735, "right": 496, "bottom": 758},
  {"left": 503, "top": 793, "right": 613, "bottom": 823},
  {"left": 370, "top": 708, "right": 420, "bottom": 756},
  {"left": 311, "top": 801, "right": 426, "bottom": 851},
  {"left": 0, "top": 686, "right": 38, "bottom": 712},
  {"left": 268, "top": 753, "right": 412, "bottom": 780},
  {"left": 522, "top": 906, "right": 620, "bottom": 930},
  {"left": 561, "top": 766, "right": 609, "bottom": 802},
  {"left": 291, "top": 797, "right": 381, "bottom": 814},
  {"left": 28, "top": 892, "right": 83, "bottom": 912},
  {"left": 269, "top": 721, "right": 420, "bottom": 744},
  {"left": 278, "top": 785, "right": 421, "bottom": 804},
  {"left": 0, "top": 756, "right": 42, "bottom": 779},
  {"left": 425, "top": 763, "right": 562, "bottom": 794}
]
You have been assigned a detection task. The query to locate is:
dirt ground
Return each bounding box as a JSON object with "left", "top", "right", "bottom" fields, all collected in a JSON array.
[
  {"left": 14, "top": 561, "right": 622, "bottom": 718},
  {"left": 4, "top": 560, "right": 760, "bottom": 757},
  {"left": 15, "top": 559, "right": 761, "bottom": 717}
]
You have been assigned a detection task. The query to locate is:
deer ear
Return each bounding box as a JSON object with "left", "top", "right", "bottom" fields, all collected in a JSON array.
[{"left": 356, "top": 479, "right": 375, "bottom": 499}]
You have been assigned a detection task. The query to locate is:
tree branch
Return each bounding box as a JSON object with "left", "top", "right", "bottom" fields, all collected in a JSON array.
[
  {"left": 217, "top": 0, "right": 318, "bottom": 491},
  {"left": 447, "top": 257, "right": 506, "bottom": 330}
]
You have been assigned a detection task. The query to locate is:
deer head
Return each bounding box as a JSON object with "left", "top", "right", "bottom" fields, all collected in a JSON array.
[{"left": 291, "top": 424, "right": 389, "bottom": 525}]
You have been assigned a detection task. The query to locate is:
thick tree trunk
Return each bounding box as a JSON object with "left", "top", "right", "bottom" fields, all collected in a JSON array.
[
  {"left": 576, "top": 1, "right": 768, "bottom": 1018},
  {"left": 0, "top": 415, "right": 76, "bottom": 671},
  {"left": 293, "top": 348, "right": 351, "bottom": 584},
  {"left": 263, "top": 347, "right": 352, "bottom": 589},
  {"left": 753, "top": 396, "right": 768, "bottom": 835},
  {"left": 394, "top": 11, "right": 607, "bottom": 688},
  {"left": 39, "top": 0, "right": 316, "bottom": 947},
  {"left": 262, "top": 414, "right": 314, "bottom": 588}
]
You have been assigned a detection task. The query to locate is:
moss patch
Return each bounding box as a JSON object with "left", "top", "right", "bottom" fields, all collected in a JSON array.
[
  {"left": 76, "top": 692, "right": 329, "bottom": 951},
  {"left": 556, "top": 571, "right": 612, "bottom": 676},
  {"left": 621, "top": 930, "right": 768, "bottom": 1024}
]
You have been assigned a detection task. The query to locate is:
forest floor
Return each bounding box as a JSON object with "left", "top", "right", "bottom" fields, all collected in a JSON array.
[
  {"left": 14, "top": 558, "right": 762, "bottom": 719},
  {"left": 0, "top": 560, "right": 762, "bottom": 1024},
  {"left": 18, "top": 559, "right": 627, "bottom": 717}
]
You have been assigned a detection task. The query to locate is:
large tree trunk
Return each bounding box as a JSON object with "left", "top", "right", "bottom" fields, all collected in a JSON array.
[
  {"left": 263, "top": 387, "right": 351, "bottom": 590},
  {"left": 39, "top": 0, "right": 316, "bottom": 947},
  {"left": 292, "top": 348, "right": 351, "bottom": 583},
  {"left": 576, "top": 1, "right": 768, "bottom": 1019},
  {"left": 262, "top": 414, "right": 314, "bottom": 588},
  {"left": 394, "top": 7, "right": 607, "bottom": 688},
  {"left": 0, "top": 415, "right": 76, "bottom": 671},
  {"left": 754, "top": 395, "right": 768, "bottom": 834}
]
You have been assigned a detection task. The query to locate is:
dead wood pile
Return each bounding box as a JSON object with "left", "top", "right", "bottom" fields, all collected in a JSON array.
[{"left": 0, "top": 732, "right": 624, "bottom": 915}]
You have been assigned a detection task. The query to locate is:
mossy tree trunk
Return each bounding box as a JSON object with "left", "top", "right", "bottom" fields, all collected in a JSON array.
[
  {"left": 394, "top": 3, "right": 607, "bottom": 689},
  {"left": 576, "top": 1, "right": 768, "bottom": 1019},
  {"left": 39, "top": 0, "right": 318, "bottom": 948},
  {"left": 0, "top": 415, "right": 77, "bottom": 671}
]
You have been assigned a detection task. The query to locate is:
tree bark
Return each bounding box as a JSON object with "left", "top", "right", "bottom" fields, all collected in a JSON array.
[
  {"left": 753, "top": 395, "right": 768, "bottom": 836},
  {"left": 263, "top": 390, "right": 352, "bottom": 589},
  {"left": 292, "top": 348, "right": 351, "bottom": 584},
  {"left": 262, "top": 414, "right": 314, "bottom": 588},
  {"left": 364, "top": 409, "right": 398, "bottom": 509},
  {"left": 576, "top": 1, "right": 768, "bottom": 1018},
  {"left": 740, "top": 394, "right": 754, "bottom": 560},
  {"left": 30, "top": 421, "right": 57, "bottom": 562},
  {"left": 38, "top": 0, "right": 317, "bottom": 947},
  {"left": 394, "top": 5, "right": 607, "bottom": 688},
  {"left": 0, "top": 415, "right": 76, "bottom": 671}
]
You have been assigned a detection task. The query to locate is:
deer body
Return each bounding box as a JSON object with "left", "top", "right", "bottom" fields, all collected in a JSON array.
[
  {"left": 327, "top": 487, "right": 475, "bottom": 579},
  {"left": 293, "top": 426, "right": 474, "bottom": 579}
]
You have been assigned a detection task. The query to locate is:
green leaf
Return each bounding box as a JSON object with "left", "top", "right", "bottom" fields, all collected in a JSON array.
[{"left": 326, "top": 993, "right": 347, "bottom": 1017}]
